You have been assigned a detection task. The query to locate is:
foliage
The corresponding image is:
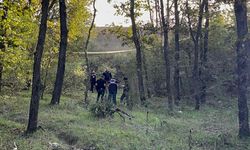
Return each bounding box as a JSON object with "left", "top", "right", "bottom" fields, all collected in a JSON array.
[
  {"left": 67, "top": 0, "right": 91, "bottom": 40},
  {"left": 0, "top": 0, "right": 38, "bottom": 90},
  {"left": 0, "top": 0, "right": 92, "bottom": 93},
  {"left": 89, "top": 102, "right": 114, "bottom": 118}
]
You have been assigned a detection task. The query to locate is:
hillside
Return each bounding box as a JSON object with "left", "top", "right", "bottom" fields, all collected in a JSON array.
[{"left": 89, "top": 27, "right": 131, "bottom": 52}]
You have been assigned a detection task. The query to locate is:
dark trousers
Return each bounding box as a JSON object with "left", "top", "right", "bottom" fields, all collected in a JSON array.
[
  {"left": 90, "top": 82, "right": 95, "bottom": 92},
  {"left": 96, "top": 88, "right": 105, "bottom": 102},
  {"left": 108, "top": 93, "right": 117, "bottom": 105}
]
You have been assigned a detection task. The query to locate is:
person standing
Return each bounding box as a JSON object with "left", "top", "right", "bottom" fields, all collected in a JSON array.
[
  {"left": 90, "top": 70, "right": 96, "bottom": 93},
  {"left": 95, "top": 75, "right": 106, "bottom": 102},
  {"left": 103, "top": 69, "right": 112, "bottom": 83},
  {"left": 103, "top": 69, "right": 112, "bottom": 97},
  {"left": 108, "top": 79, "right": 118, "bottom": 105},
  {"left": 120, "top": 77, "right": 129, "bottom": 105}
]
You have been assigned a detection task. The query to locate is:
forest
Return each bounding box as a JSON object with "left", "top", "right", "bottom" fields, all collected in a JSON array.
[{"left": 0, "top": 0, "right": 250, "bottom": 149}]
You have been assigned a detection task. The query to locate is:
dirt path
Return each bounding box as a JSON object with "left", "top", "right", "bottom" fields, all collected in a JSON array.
[{"left": 71, "top": 49, "right": 136, "bottom": 55}]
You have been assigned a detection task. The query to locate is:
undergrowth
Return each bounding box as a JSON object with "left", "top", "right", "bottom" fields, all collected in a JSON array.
[{"left": 0, "top": 90, "right": 250, "bottom": 150}]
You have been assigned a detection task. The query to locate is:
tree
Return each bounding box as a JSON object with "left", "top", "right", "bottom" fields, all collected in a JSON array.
[
  {"left": 234, "top": 0, "right": 250, "bottom": 138},
  {"left": 0, "top": 1, "right": 7, "bottom": 92},
  {"left": 0, "top": 0, "right": 36, "bottom": 92},
  {"left": 83, "top": 0, "right": 96, "bottom": 106},
  {"left": 174, "top": 0, "right": 180, "bottom": 105},
  {"left": 51, "top": 0, "right": 68, "bottom": 105},
  {"left": 27, "top": 0, "right": 49, "bottom": 133},
  {"left": 160, "top": 0, "right": 173, "bottom": 110},
  {"left": 129, "top": 0, "right": 146, "bottom": 105},
  {"left": 186, "top": 0, "right": 206, "bottom": 110},
  {"left": 200, "top": 0, "right": 209, "bottom": 103},
  {"left": 141, "top": 46, "right": 151, "bottom": 98},
  {"left": 146, "top": 0, "right": 154, "bottom": 26}
]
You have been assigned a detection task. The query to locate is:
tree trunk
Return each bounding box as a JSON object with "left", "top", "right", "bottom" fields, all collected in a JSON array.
[
  {"left": 186, "top": 0, "right": 205, "bottom": 110},
  {"left": 27, "top": 0, "right": 49, "bottom": 133},
  {"left": 234, "top": 0, "right": 250, "bottom": 138},
  {"left": 142, "top": 48, "right": 151, "bottom": 98},
  {"left": 160, "top": 0, "right": 173, "bottom": 111},
  {"left": 146, "top": 0, "right": 154, "bottom": 26},
  {"left": 174, "top": 0, "right": 180, "bottom": 106},
  {"left": 130, "top": 0, "right": 146, "bottom": 105},
  {"left": 51, "top": 0, "right": 68, "bottom": 105},
  {"left": 154, "top": 0, "right": 159, "bottom": 28},
  {"left": 200, "top": 0, "right": 209, "bottom": 104},
  {"left": 83, "top": 0, "right": 96, "bottom": 106}
]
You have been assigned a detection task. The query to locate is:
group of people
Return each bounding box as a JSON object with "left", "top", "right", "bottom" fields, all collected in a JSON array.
[{"left": 90, "top": 69, "right": 129, "bottom": 105}]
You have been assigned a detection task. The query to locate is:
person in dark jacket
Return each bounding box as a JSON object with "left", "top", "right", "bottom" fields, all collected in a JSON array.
[
  {"left": 102, "top": 69, "right": 112, "bottom": 83},
  {"left": 95, "top": 75, "right": 106, "bottom": 102},
  {"left": 108, "top": 79, "right": 118, "bottom": 105},
  {"left": 120, "top": 77, "right": 129, "bottom": 105},
  {"left": 90, "top": 70, "right": 96, "bottom": 93},
  {"left": 103, "top": 69, "right": 112, "bottom": 97}
]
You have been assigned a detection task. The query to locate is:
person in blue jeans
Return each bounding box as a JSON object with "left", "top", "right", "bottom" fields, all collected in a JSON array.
[{"left": 108, "top": 79, "right": 118, "bottom": 105}]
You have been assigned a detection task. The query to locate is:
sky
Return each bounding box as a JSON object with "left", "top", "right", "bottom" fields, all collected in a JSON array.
[{"left": 95, "top": 0, "right": 149, "bottom": 27}]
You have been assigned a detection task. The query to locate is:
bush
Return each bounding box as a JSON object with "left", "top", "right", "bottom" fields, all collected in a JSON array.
[{"left": 89, "top": 102, "right": 114, "bottom": 118}]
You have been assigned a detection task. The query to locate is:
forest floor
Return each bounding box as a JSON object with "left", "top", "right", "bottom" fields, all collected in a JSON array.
[{"left": 0, "top": 90, "right": 250, "bottom": 150}]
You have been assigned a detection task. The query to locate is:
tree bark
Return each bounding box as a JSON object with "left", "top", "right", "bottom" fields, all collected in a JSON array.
[
  {"left": 146, "top": 0, "right": 154, "bottom": 26},
  {"left": 142, "top": 48, "right": 151, "bottom": 98},
  {"left": 234, "top": 0, "right": 250, "bottom": 138},
  {"left": 154, "top": 0, "right": 159, "bottom": 28},
  {"left": 27, "top": 0, "right": 49, "bottom": 133},
  {"left": 130, "top": 0, "right": 146, "bottom": 105},
  {"left": 200, "top": 0, "right": 209, "bottom": 104},
  {"left": 174, "top": 0, "right": 180, "bottom": 106},
  {"left": 83, "top": 0, "right": 96, "bottom": 106},
  {"left": 51, "top": 0, "right": 68, "bottom": 105},
  {"left": 160, "top": 0, "right": 173, "bottom": 111},
  {"left": 186, "top": 0, "right": 205, "bottom": 110}
]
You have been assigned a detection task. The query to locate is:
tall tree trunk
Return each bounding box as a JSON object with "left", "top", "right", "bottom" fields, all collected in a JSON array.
[
  {"left": 130, "top": 0, "right": 146, "bottom": 105},
  {"left": 83, "top": 0, "right": 96, "bottom": 106},
  {"left": 174, "top": 0, "right": 180, "bottom": 106},
  {"left": 27, "top": 0, "right": 49, "bottom": 133},
  {"left": 51, "top": 0, "right": 68, "bottom": 105},
  {"left": 142, "top": 48, "right": 151, "bottom": 98},
  {"left": 186, "top": 0, "right": 205, "bottom": 110},
  {"left": 160, "top": 0, "right": 173, "bottom": 111},
  {"left": 234, "top": 0, "right": 250, "bottom": 138},
  {"left": 194, "top": 0, "right": 205, "bottom": 110},
  {"left": 200, "top": 0, "right": 209, "bottom": 103},
  {"left": 0, "top": 2, "right": 8, "bottom": 92},
  {"left": 154, "top": 0, "right": 159, "bottom": 28},
  {"left": 146, "top": 0, "right": 154, "bottom": 26}
]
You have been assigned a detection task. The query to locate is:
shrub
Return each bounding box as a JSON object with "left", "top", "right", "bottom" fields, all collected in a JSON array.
[{"left": 89, "top": 102, "right": 114, "bottom": 118}]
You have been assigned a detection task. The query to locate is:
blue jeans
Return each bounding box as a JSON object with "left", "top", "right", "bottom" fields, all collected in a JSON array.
[{"left": 108, "top": 93, "right": 117, "bottom": 105}]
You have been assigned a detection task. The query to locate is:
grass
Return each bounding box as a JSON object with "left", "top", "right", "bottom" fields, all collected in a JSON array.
[{"left": 0, "top": 90, "right": 250, "bottom": 150}]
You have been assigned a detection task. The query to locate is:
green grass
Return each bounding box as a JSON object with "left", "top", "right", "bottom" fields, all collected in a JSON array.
[{"left": 0, "top": 90, "right": 250, "bottom": 150}]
